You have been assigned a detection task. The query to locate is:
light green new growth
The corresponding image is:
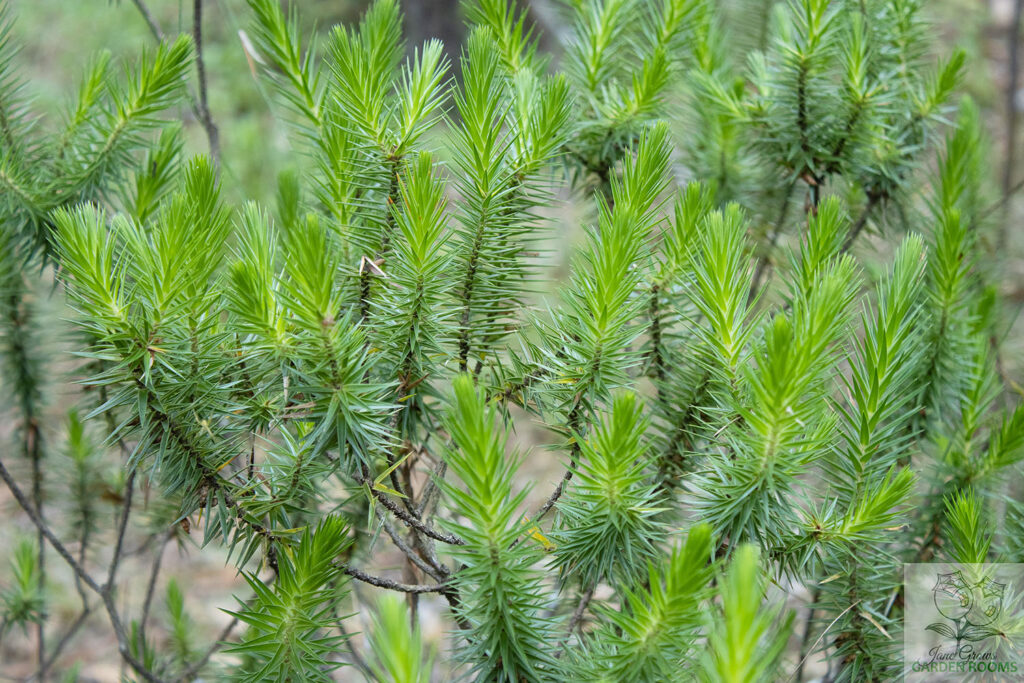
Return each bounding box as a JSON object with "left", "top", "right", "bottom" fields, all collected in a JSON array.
[{"left": 0, "top": 0, "right": 1020, "bottom": 681}]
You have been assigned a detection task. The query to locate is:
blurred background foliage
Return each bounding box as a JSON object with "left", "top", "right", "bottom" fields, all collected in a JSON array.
[{"left": 6, "top": 0, "right": 470, "bottom": 201}]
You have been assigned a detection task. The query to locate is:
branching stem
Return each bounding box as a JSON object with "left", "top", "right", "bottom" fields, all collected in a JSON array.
[
  {"left": 192, "top": 0, "right": 220, "bottom": 162},
  {"left": 0, "top": 456, "right": 165, "bottom": 683}
]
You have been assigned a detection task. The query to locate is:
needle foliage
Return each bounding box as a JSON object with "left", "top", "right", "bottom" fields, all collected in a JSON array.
[{"left": 0, "top": 0, "right": 1021, "bottom": 681}]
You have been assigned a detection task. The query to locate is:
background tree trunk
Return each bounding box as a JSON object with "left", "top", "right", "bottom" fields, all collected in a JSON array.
[{"left": 402, "top": 0, "right": 465, "bottom": 71}]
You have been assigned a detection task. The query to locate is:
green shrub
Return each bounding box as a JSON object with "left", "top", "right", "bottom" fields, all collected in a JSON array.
[{"left": 0, "top": 0, "right": 1021, "bottom": 681}]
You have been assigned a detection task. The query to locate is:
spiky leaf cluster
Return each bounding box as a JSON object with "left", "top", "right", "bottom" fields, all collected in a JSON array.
[
  {"left": 227, "top": 516, "right": 352, "bottom": 682},
  {"left": 0, "top": 1, "right": 1021, "bottom": 682}
]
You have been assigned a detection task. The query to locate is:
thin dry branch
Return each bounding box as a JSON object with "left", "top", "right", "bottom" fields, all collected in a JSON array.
[
  {"left": 342, "top": 565, "right": 451, "bottom": 594},
  {"left": 0, "top": 457, "right": 165, "bottom": 683}
]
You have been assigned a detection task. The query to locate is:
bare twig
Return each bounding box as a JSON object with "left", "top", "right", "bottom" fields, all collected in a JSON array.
[
  {"left": 125, "top": 0, "right": 219, "bottom": 161},
  {"left": 7, "top": 283, "right": 47, "bottom": 680},
  {"left": 360, "top": 473, "right": 465, "bottom": 546},
  {"left": 520, "top": 403, "right": 586, "bottom": 538},
  {"left": 130, "top": 0, "right": 164, "bottom": 40},
  {"left": 981, "top": 177, "right": 1024, "bottom": 223},
  {"left": 415, "top": 457, "right": 447, "bottom": 519},
  {"left": 0, "top": 457, "right": 165, "bottom": 683},
  {"left": 557, "top": 586, "right": 595, "bottom": 657},
  {"left": 794, "top": 585, "right": 821, "bottom": 682},
  {"left": 71, "top": 522, "right": 92, "bottom": 608},
  {"left": 38, "top": 604, "right": 95, "bottom": 677},
  {"left": 178, "top": 584, "right": 271, "bottom": 681},
  {"left": 105, "top": 470, "right": 136, "bottom": 590},
  {"left": 787, "top": 600, "right": 861, "bottom": 682},
  {"left": 373, "top": 501, "right": 470, "bottom": 626},
  {"left": 840, "top": 192, "right": 882, "bottom": 253},
  {"left": 376, "top": 508, "right": 447, "bottom": 581},
  {"left": 531, "top": 460, "right": 574, "bottom": 524},
  {"left": 28, "top": 420, "right": 44, "bottom": 679},
  {"left": 177, "top": 614, "right": 239, "bottom": 681},
  {"left": 139, "top": 531, "right": 172, "bottom": 643},
  {"left": 333, "top": 611, "right": 374, "bottom": 678},
  {"left": 342, "top": 565, "right": 451, "bottom": 594},
  {"left": 0, "top": 458, "right": 98, "bottom": 592},
  {"left": 192, "top": 0, "right": 220, "bottom": 162},
  {"left": 749, "top": 181, "right": 798, "bottom": 301}
]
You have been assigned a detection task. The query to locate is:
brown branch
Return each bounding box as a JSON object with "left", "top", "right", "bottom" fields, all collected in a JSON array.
[
  {"left": 39, "top": 603, "right": 96, "bottom": 675},
  {"left": 647, "top": 283, "right": 665, "bottom": 383},
  {"left": 342, "top": 565, "right": 451, "bottom": 594},
  {"left": 360, "top": 473, "right": 465, "bottom": 546},
  {"left": 333, "top": 611, "right": 374, "bottom": 678},
  {"left": 786, "top": 599, "right": 861, "bottom": 682},
  {"left": 557, "top": 586, "right": 595, "bottom": 657},
  {"left": 29, "top": 421, "right": 44, "bottom": 679},
  {"left": 531, "top": 459, "right": 574, "bottom": 524},
  {"left": 130, "top": 0, "right": 164, "bottom": 40},
  {"left": 105, "top": 470, "right": 137, "bottom": 590},
  {"left": 139, "top": 531, "right": 172, "bottom": 644},
  {"left": 415, "top": 457, "right": 447, "bottom": 519},
  {"left": 749, "top": 180, "right": 797, "bottom": 302},
  {"left": 177, "top": 614, "right": 239, "bottom": 681},
  {"left": 0, "top": 457, "right": 165, "bottom": 683},
  {"left": 192, "top": 0, "right": 220, "bottom": 162},
  {"left": 794, "top": 585, "right": 821, "bottom": 682},
  {"left": 125, "top": 0, "right": 219, "bottom": 160},
  {"left": 375, "top": 508, "right": 447, "bottom": 581},
  {"left": 840, "top": 192, "right": 882, "bottom": 253},
  {"left": 981, "top": 177, "right": 1024, "bottom": 223},
  {"left": 178, "top": 583, "right": 270, "bottom": 680},
  {"left": 520, "top": 402, "right": 586, "bottom": 537},
  {"left": 6, "top": 283, "right": 47, "bottom": 679}
]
